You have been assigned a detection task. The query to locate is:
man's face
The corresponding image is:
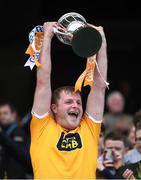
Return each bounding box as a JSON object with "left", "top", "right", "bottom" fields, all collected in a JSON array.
[
  {"left": 51, "top": 91, "right": 83, "bottom": 130},
  {"left": 108, "top": 94, "right": 124, "bottom": 113},
  {"left": 104, "top": 139, "right": 125, "bottom": 162},
  {"left": 0, "top": 105, "right": 15, "bottom": 126},
  {"left": 135, "top": 129, "right": 141, "bottom": 153}
]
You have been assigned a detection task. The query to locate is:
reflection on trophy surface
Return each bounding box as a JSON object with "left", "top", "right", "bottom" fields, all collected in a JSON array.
[{"left": 53, "top": 12, "right": 102, "bottom": 58}]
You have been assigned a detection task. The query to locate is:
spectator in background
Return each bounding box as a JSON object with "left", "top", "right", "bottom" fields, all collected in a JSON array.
[
  {"left": 125, "top": 109, "right": 141, "bottom": 150},
  {"left": 104, "top": 91, "right": 133, "bottom": 133},
  {"left": 0, "top": 101, "right": 31, "bottom": 179},
  {"left": 97, "top": 131, "right": 136, "bottom": 179},
  {"left": 124, "top": 122, "right": 141, "bottom": 164}
]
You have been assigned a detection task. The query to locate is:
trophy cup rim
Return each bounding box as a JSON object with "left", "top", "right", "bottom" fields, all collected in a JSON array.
[{"left": 58, "top": 12, "right": 87, "bottom": 24}]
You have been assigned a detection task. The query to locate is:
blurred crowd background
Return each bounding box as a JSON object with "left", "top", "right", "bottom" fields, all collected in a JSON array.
[{"left": 0, "top": 0, "right": 141, "bottom": 179}]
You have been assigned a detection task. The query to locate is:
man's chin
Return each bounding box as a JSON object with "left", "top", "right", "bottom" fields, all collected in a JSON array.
[{"left": 67, "top": 119, "right": 80, "bottom": 129}]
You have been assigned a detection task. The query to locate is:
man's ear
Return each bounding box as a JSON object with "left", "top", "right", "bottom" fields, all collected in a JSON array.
[{"left": 51, "top": 104, "right": 57, "bottom": 114}]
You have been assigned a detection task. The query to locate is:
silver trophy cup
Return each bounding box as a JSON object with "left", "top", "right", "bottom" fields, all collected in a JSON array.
[{"left": 53, "top": 12, "right": 102, "bottom": 58}]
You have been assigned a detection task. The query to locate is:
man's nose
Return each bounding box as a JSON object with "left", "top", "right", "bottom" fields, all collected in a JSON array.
[{"left": 72, "top": 101, "right": 78, "bottom": 108}]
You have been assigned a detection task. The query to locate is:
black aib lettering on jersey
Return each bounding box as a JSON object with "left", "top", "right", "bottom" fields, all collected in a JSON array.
[{"left": 57, "top": 132, "right": 82, "bottom": 151}]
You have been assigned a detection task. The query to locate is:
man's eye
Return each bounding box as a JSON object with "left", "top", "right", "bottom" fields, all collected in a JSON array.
[
  {"left": 77, "top": 101, "right": 81, "bottom": 105},
  {"left": 65, "top": 101, "right": 72, "bottom": 104}
]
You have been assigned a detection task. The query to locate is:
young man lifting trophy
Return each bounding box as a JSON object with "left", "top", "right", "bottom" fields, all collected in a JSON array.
[{"left": 25, "top": 12, "right": 108, "bottom": 179}]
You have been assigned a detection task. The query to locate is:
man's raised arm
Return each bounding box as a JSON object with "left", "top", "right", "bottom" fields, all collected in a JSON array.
[
  {"left": 86, "top": 26, "right": 108, "bottom": 122},
  {"left": 32, "top": 22, "right": 57, "bottom": 116}
]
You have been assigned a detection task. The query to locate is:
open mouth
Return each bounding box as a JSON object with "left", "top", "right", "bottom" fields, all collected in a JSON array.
[{"left": 68, "top": 111, "right": 79, "bottom": 119}]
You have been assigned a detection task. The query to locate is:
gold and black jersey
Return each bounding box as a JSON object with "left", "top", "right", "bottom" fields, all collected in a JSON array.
[{"left": 30, "top": 113, "right": 101, "bottom": 179}]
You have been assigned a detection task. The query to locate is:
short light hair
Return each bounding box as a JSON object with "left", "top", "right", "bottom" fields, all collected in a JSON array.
[{"left": 51, "top": 86, "right": 81, "bottom": 104}]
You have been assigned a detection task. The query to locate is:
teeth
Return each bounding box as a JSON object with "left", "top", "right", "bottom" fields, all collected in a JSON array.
[
  {"left": 70, "top": 112, "right": 78, "bottom": 115},
  {"left": 68, "top": 111, "right": 79, "bottom": 117}
]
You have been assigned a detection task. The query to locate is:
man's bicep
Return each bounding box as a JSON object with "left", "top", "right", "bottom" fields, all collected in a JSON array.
[
  {"left": 86, "top": 88, "right": 105, "bottom": 122},
  {"left": 32, "top": 81, "right": 51, "bottom": 116}
]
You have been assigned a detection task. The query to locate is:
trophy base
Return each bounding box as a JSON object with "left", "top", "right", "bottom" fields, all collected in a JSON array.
[{"left": 72, "top": 26, "right": 102, "bottom": 58}]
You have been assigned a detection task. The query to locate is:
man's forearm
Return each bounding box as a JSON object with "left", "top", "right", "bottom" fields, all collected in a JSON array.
[
  {"left": 94, "top": 42, "right": 107, "bottom": 89},
  {"left": 90, "top": 44, "right": 107, "bottom": 120},
  {"left": 32, "top": 22, "right": 56, "bottom": 114},
  {"left": 86, "top": 26, "right": 107, "bottom": 121},
  {"left": 37, "top": 36, "right": 52, "bottom": 84},
  {"left": 37, "top": 22, "right": 57, "bottom": 84}
]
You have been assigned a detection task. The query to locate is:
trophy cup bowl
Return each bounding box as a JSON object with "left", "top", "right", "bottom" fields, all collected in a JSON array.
[{"left": 53, "top": 12, "right": 102, "bottom": 58}]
